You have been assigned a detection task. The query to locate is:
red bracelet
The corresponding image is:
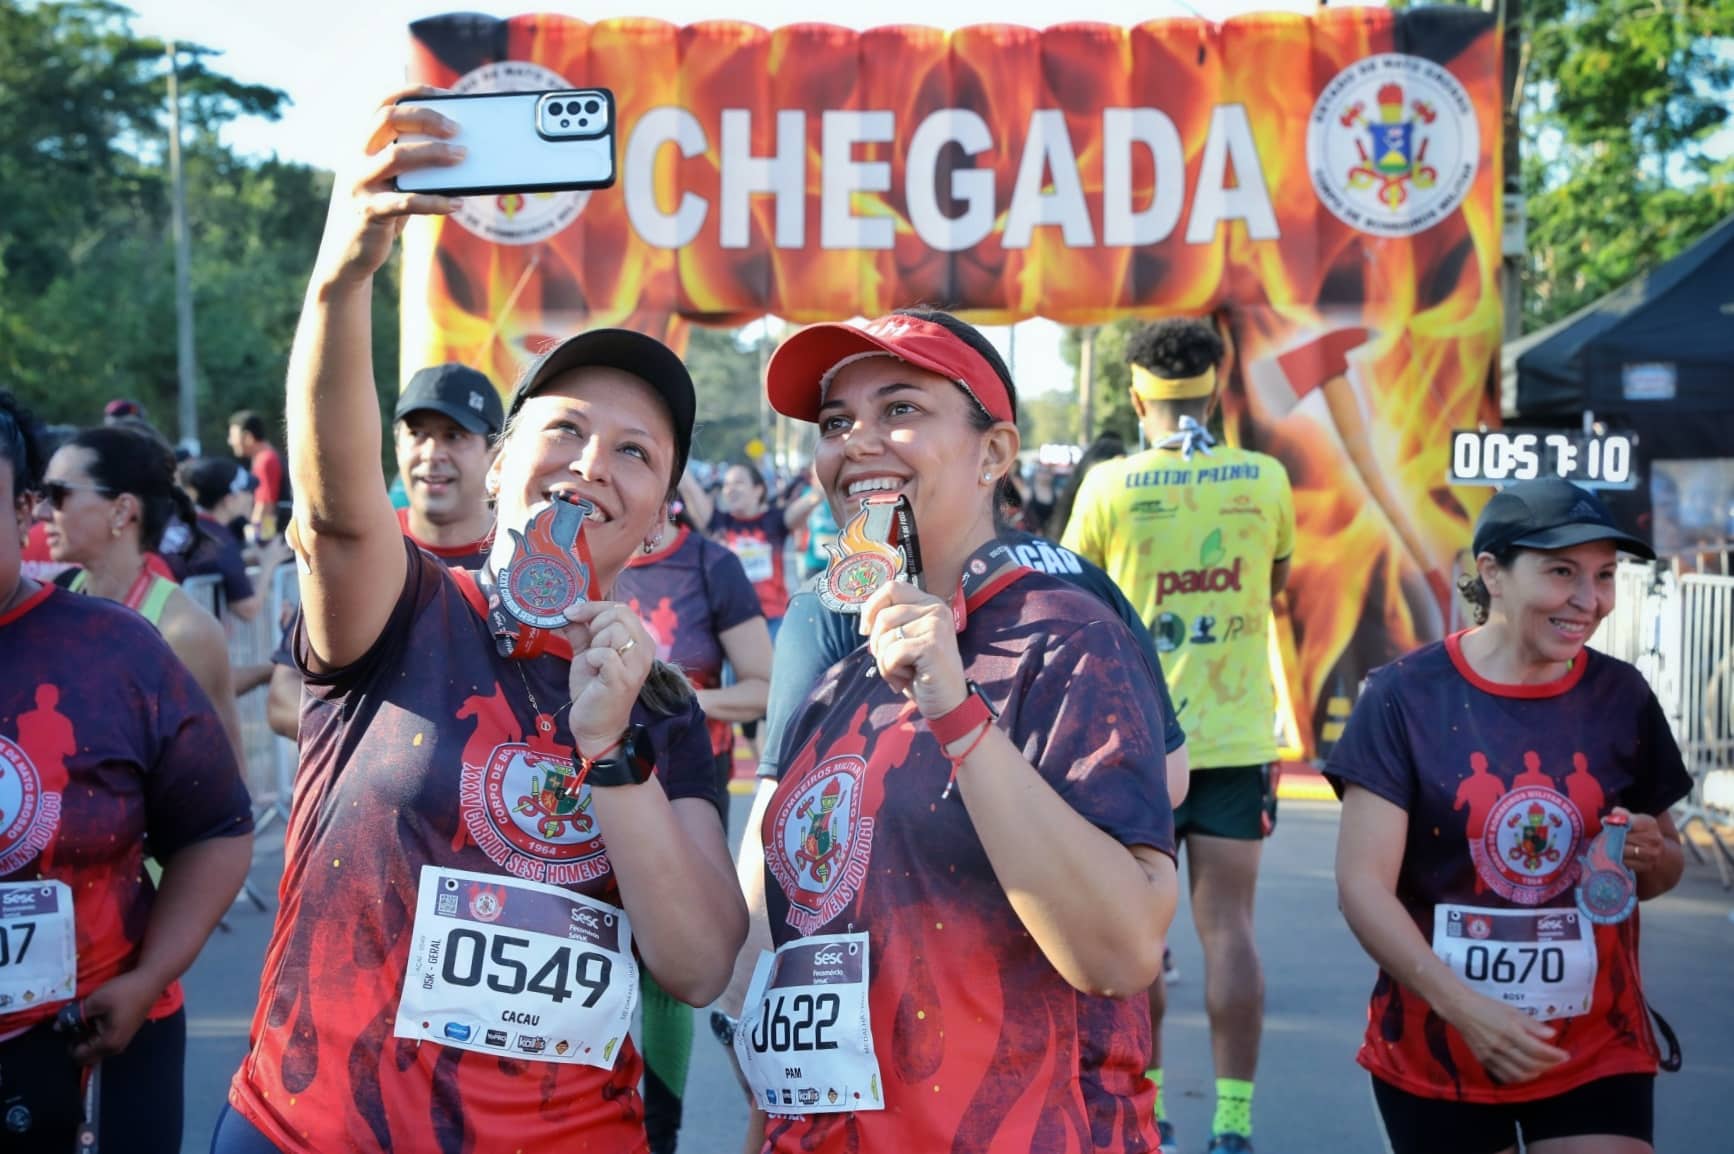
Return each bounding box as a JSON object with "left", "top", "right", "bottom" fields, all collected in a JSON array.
[
  {"left": 564, "top": 734, "right": 627, "bottom": 798},
  {"left": 929, "top": 691, "right": 992, "bottom": 746},
  {"left": 940, "top": 720, "right": 993, "bottom": 800}
]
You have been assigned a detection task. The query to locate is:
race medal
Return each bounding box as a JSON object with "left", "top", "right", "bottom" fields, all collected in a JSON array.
[
  {"left": 815, "top": 494, "right": 917, "bottom": 614},
  {"left": 395, "top": 866, "right": 638, "bottom": 1068},
  {"left": 0, "top": 881, "right": 77, "bottom": 1013},
  {"left": 1575, "top": 813, "right": 1638, "bottom": 925},
  {"left": 491, "top": 493, "right": 596, "bottom": 655},
  {"left": 735, "top": 933, "right": 884, "bottom": 1115}
]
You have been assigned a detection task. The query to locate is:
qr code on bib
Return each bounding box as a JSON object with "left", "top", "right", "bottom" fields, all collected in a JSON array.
[{"left": 437, "top": 893, "right": 459, "bottom": 916}]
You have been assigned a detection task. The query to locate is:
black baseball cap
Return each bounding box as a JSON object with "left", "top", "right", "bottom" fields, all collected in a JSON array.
[
  {"left": 1472, "top": 478, "right": 1655, "bottom": 560},
  {"left": 508, "top": 328, "right": 695, "bottom": 479},
  {"left": 180, "top": 457, "right": 257, "bottom": 510},
  {"left": 395, "top": 364, "right": 505, "bottom": 438}
]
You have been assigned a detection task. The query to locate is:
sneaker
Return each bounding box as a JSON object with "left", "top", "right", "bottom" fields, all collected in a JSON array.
[
  {"left": 1156, "top": 1119, "right": 1179, "bottom": 1154},
  {"left": 1206, "top": 1135, "right": 1254, "bottom": 1153},
  {"left": 1163, "top": 947, "right": 1180, "bottom": 985}
]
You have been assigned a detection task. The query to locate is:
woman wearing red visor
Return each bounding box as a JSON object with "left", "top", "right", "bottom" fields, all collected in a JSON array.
[{"left": 739, "top": 308, "right": 1178, "bottom": 1153}]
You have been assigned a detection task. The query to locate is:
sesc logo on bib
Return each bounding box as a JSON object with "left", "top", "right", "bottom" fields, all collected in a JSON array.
[
  {"left": 1307, "top": 53, "right": 1480, "bottom": 237},
  {"left": 445, "top": 61, "right": 591, "bottom": 246}
]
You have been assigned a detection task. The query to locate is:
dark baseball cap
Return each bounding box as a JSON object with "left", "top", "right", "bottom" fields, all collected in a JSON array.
[
  {"left": 180, "top": 457, "right": 257, "bottom": 510},
  {"left": 395, "top": 364, "right": 505, "bottom": 438},
  {"left": 1472, "top": 478, "right": 1655, "bottom": 560},
  {"left": 507, "top": 328, "right": 695, "bottom": 479}
]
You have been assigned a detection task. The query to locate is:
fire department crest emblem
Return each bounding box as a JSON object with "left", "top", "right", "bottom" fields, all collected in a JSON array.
[
  {"left": 1472, "top": 786, "right": 1585, "bottom": 904},
  {"left": 1308, "top": 53, "right": 1480, "bottom": 237},
  {"left": 768, "top": 755, "right": 876, "bottom": 936}
]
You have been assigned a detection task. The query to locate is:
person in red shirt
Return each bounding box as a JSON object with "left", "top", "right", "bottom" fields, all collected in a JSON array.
[
  {"left": 1330, "top": 479, "right": 1690, "bottom": 1154},
  {"left": 227, "top": 409, "right": 287, "bottom": 540},
  {"left": 679, "top": 463, "right": 820, "bottom": 633},
  {"left": 744, "top": 308, "right": 1179, "bottom": 1154},
  {"left": 213, "top": 92, "right": 745, "bottom": 1154},
  {"left": 0, "top": 389, "right": 255, "bottom": 1153}
]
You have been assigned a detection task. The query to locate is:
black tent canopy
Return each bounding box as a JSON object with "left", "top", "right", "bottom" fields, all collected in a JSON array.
[{"left": 1502, "top": 213, "right": 1734, "bottom": 535}]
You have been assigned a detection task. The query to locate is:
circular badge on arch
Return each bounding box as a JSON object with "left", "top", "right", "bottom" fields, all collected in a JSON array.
[
  {"left": 1471, "top": 786, "right": 1585, "bottom": 904},
  {"left": 1307, "top": 53, "right": 1480, "bottom": 237},
  {"left": 444, "top": 61, "right": 591, "bottom": 246}
]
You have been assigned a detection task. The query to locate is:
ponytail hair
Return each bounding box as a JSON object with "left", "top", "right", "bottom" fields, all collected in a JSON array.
[
  {"left": 638, "top": 660, "right": 695, "bottom": 716},
  {"left": 66, "top": 425, "right": 191, "bottom": 552}
]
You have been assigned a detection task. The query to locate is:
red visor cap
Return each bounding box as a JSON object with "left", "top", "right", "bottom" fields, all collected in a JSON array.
[{"left": 766, "top": 315, "right": 1015, "bottom": 425}]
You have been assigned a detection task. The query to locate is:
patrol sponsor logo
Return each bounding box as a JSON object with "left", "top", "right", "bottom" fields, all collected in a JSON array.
[
  {"left": 769, "top": 755, "right": 876, "bottom": 936},
  {"left": 1307, "top": 53, "right": 1480, "bottom": 238},
  {"left": 1471, "top": 786, "right": 1585, "bottom": 904},
  {"left": 461, "top": 741, "right": 613, "bottom": 886},
  {"left": 444, "top": 62, "right": 591, "bottom": 246},
  {"left": 0, "top": 735, "right": 62, "bottom": 876}
]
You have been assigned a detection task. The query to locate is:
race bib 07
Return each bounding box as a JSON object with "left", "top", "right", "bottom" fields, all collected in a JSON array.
[
  {"left": 736, "top": 933, "right": 883, "bottom": 1115},
  {"left": 1432, "top": 904, "right": 1597, "bottom": 1022},
  {"left": 395, "top": 866, "right": 637, "bottom": 1068},
  {"left": 730, "top": 536, "right": 775, "bottom": 584},
  {"left": 0, "top": 881, "right": 76, "bottom": 1014}
]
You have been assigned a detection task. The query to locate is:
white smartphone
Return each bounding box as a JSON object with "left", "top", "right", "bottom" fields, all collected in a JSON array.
[{"left": 394, "top": 89, "right": 616, "bottom": 195}]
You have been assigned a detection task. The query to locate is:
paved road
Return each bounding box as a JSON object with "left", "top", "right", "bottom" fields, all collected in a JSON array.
[{"left": 182, "top": 799, "right": 1734, "bottom": 1153}]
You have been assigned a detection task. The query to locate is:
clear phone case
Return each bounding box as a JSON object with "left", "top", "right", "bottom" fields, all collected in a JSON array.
[{"left": 394, "top": 89, "right": 616, "bottom": 195}]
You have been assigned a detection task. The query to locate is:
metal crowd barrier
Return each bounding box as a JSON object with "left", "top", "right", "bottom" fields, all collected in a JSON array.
[
  {"left": 1590, "top": 561, "right": 1734, "bottom": 886},
  {"left": 184, "top": 563, "right": 302, "bottom": 909}
]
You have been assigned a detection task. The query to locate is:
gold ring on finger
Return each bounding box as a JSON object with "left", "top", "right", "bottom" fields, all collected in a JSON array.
[{"left": 616, "top": 638, "right": 636, "bottom": 656}]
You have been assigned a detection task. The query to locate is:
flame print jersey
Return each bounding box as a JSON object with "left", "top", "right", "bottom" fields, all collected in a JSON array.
[
  {"left": 0, "top": 586, "right": 253, "bottom": 1034},
  {"left": 228, "top": 540, "right": 716, "bottom": 1153},
  {"left": 1324, "top": 635, "right": 1692, "bottom": 1103},
  {"left": 614, "top": 525, "right": 764, "bottom": 758},
  {"left": 761, "top": 561, "right": 1176, "bottom": 1154},
  {"left": 1062, "top": 443, "right": 1294, "bottom": 770}
]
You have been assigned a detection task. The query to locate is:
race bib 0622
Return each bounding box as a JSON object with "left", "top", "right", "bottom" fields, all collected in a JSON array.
[
  {"left": 395, "top": 866, "right": 637, "bottom": 1068},
  {"left": 736, "top": 933, "right": 883, "bottom": 1115}
]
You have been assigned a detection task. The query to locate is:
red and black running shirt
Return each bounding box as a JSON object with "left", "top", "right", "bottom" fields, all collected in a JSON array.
[
  {"left": 0, "top": 585, "right": 252, "bottom": 1034},
  {"left": 1325, "top": 633, "right": 1692, "bottom": 1103},
  {"left": 229, "top": 539, "right": 717, "bottom": 1153},
  {"left": 761, "top": 549, "right": 1175, "bottom": 1154}
]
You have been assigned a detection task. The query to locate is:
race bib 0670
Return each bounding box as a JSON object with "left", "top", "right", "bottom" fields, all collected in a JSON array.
[
  {"left": 395, "top": 867, "right": 637, "bottom": 1068},
  {"left": 1432, "top": 904, "right": 1597, "bottom": 1023}
]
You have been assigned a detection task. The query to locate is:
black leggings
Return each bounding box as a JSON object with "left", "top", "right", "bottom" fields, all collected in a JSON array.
[{"left": 0, "top": 1008, "right": 186, "bottom": 1154}]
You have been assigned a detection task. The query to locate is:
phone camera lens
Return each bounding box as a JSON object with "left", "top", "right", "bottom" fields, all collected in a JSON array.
[
  {"left": 548, "top": 101, "right": 565, "bottom": 116},
  {"left": 584, "top": 99, "right": 601, "bottom": 115},
  {"left": 577, "top": 117, "right": 589, "bottom": 128},
  {"left": 560, "top": 118, "right": 571, "bottom": 128}
]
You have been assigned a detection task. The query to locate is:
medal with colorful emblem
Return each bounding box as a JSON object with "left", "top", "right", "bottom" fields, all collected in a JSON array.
[
  {"left": 490, "top": 492, "right": 596, "bottom": 658},
  {"left": 816, "top": 493, "right": 921, "bottom": 614},
  {"left": 1575, "top": 811, "right": 1638, "bottom": 925}
]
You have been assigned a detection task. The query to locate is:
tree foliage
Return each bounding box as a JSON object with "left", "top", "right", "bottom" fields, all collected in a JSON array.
[{"left": 0, "top": 0, "right": 391, "bottom": 453}]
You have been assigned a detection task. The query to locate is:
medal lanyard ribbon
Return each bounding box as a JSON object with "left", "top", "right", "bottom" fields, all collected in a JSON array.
[{"left": 1153, "top": 415, "right": 1216, "bottom": 461}]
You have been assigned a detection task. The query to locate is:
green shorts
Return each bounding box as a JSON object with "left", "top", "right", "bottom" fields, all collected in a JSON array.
[{"left": 1173, "top": 764, "right": 1278, "bottom": 841}]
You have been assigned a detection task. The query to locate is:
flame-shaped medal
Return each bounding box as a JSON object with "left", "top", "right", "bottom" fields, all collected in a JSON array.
[
  {"left": 1575, "top": 811, "right": 1637, "bottom": 925},
  {"left": 495, "top": 492, "right": 596, "bottom": 632},
  {"left": 815, "top": 493, "right": 919, "bottom": 614}
]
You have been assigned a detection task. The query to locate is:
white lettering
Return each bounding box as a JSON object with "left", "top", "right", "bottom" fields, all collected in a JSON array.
[
  {"left": 625, "top": 107, "right": 709, "bottom": 249},
  {"left": 905, "top": 109, "right": 996, "bottom": 253},
  {"left": 1103, "top": 108, "right": 1185, "bottom": 246},
  {"left": 721, "top": 109, "right": 806, "bottom": 249},
  {"left": 1185, "top": 104, "right": 1279, "bottom": 244},
  {"left": 821, "top": 111, "right": 895, "bottom": 250},
  {"left": 1003, "top": 109, "right": 1095, "bottom": 249}
]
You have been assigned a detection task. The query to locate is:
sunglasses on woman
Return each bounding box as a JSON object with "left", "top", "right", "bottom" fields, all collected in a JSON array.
[{"left": 36, "top": 480, "right": 115, "bottom": 510}]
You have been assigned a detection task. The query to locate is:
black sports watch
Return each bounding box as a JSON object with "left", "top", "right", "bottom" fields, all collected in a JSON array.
[{"left": 579, "top": 723, "right": 656, "bottom": 788}]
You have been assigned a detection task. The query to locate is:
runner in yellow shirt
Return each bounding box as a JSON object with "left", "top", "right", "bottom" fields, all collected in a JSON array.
[{"left": 1063, "top": 317, "right": 1294, "bottom": 1154}]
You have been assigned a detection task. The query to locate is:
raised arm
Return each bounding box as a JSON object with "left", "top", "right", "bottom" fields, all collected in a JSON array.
[
  {"left": 677, "top": 471, "right": 714, "bottom": 530},
  {"left": 290, "top": 92, "right": 464, "bottom": 671}
]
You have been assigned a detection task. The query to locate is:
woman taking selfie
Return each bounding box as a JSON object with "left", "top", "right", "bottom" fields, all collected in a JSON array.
[
  {"left": 1330, "top": 478, "right": 1690, "bottom": 1154},
  {"left": 739, "top": 308, "right": 1178, "bottom": 1153},
  {"left": 215, "top": 89, "right": 746, "bottom": 1154},
  {"left": 0, "top": 391, "right": 254, "bottom": 1153}
]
